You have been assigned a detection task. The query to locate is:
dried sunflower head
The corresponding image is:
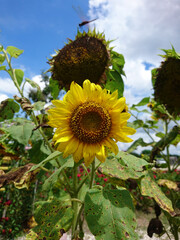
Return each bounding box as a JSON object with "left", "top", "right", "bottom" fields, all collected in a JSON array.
[
  {"left": 48, "top": 29, "right": 112, "bottom": 91},
  {"left": 154, "top": 46, "right": 180, "bottom": 115}
]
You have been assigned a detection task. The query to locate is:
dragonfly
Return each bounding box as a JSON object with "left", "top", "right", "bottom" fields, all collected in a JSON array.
[
  {"left": 73, "top": 5, "right": 98, "bottom": 29},
  {"left": 79, "top": 18, "right": 98, "bottom": 27}
]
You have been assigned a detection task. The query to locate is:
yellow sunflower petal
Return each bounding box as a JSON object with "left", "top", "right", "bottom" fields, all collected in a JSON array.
[
  {"left": 63, "top": 137, "right": 79, "bottom": 158},
  {"left": 104, "top": 138, "right": 119, "bottom": 155},
  {"left": 96, "top": 145, "right": 106, "bottom": 163},
  {"left": 122, "top": 126, "right": 136, "bottom": 135},
  {"left": 73, "top": 142, "right": 84, "bottom": 163},
  {"left": 114, "top": 133, "right": 134, "bottom": 143},
  {"left": 57, "top": 142, "right": 68, "bottom": 152}
]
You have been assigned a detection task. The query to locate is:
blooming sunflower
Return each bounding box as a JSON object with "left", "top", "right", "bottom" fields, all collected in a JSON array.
[{"left": 48, "top": 80, "right": 136, "bottom": 166}]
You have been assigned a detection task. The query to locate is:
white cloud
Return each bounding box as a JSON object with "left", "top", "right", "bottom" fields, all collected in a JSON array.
[
  {"left": 0, "top": 94, "right": 8, "bottom": 103},
  {"left": 0, "top": 77, "right": 18, "bottom": 95}
]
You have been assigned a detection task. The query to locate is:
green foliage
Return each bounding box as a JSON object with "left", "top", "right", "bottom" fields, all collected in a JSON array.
[
  {"left": 84, "top": 186, "right": 138, "bottom": 240},
  {"left": 105, "top": 50, "right": 125, "bottom": 97},
  {"left": 6, "top": 121, "right": 34, "bottom": 146},
  {"left": 49, "top": 77, "right": 60, "bottom": 99}
]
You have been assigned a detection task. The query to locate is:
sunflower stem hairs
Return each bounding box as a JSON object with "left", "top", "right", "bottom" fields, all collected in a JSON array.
[{"left": 48, "top": 80, "right": 136, "bottom": 166}]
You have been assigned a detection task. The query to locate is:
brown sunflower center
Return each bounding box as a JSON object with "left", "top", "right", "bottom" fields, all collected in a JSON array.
[{"left": 70, "top": 102, "right": 111, "bottom": 143}]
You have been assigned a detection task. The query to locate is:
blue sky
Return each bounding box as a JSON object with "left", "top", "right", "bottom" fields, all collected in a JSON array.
[{"left": 0, "top": 0, "right": 90, "bottom": 77}]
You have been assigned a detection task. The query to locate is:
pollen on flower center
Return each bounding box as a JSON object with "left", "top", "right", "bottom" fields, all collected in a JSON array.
[{"left": 70, "top": 102, "right": 111, "bottom": 143}]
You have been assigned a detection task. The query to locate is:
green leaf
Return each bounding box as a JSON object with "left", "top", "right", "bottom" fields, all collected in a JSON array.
[
  {"left": 7, "top": 122, "right": 34, "bottom": 145},
  {"left": 132, "top": 97, "right": 150, "bottom": 107},
  {"left": 7, "top": 69, "right": 24, "bottom": 86},
  {"left": 6, "top": 46, "right": 24, "bottom": 58},
  {"left": 15, "top": 69, "right": 24, "bottom": 86},
  {"left": 42, "top": 156, "right": 74, "bottom": 192},
  {"left": 29, "top": 151, "right": 62, "bottom": 172},
  {"left": 0, "top": 45, "right": 3, "bottom": 51},
  {"left": 156, "top": 132, "right": 165, "bottom": 138},
  {"left": 0, "top": 98, "right": 20, "bottom": 122},
  {"left": 49, "top": 77, "right": 60, "bottom": 99},
  {"left": 26, "top": 196, "right": 73, "bottom": 240},
  {"left": 0, "top": 53, "right": 5, "bottom": 64},
  {"left": 0, "top": 66, "right": 6, "bottom": 70},
  {"left": 99, "top": 152, "right": 148, "bottom": 180},
  {"left": 84, "top": 187, "right": 138, "bottom": 240},
  {"left": 151, "top": 68, "right": 158, "bottom": 87},
  {"left": 131, "top": 119, "right": 144, "bottom": 129},
  {"left": 28, "top": 140, "right": 51, "bottom": 164},
  {"left": 127, "top": 138, "right": 152, "bottom": 153},
  {"left": 105, "top": 70, "right": 124, "bottom": 98},
  {"left": 141, "top": 171, "right": 175, "bottom": 216},
  {"left": 33, "top": 101, "right": 46, "bottom": 111}
]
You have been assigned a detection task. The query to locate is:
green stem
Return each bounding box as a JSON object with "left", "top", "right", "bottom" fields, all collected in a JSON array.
[
  {"left": 89, "top": 160, "right": 95, "bottom": 189},
  {"left": 3, "top": 49, "right": 23, "bottom": 97},
  {"left": 72, "top": 165, "right": 78, "bottom": 239},
  {"left": 164, "top": 120, "right": 171, "bottom": 172}
]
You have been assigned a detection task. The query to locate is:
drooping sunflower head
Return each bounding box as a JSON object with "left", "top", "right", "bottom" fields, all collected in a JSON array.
[
  {"left": 48, "top": 29, "right": 111, "bottom": 90},
  {"left": 154, "top": 46, "right": 180, "bottom": 115},
  {"left": 48, "top": 80, "right": 136, "bottom": 166}
]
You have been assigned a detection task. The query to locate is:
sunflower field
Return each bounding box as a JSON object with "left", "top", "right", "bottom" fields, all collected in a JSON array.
[{"left": 0, "top": 30, "right": 180, "bottom": 240}]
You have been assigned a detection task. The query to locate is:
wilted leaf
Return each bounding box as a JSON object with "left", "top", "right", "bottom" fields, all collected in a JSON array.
[
  {"left": 84, "top": 186, "right": 138, "bottom": 240},
  {"left": 0, "top": 98, "right": 20, "bottom": 122},
  {"left": 0, "top": 163, "right": 38, "bottom": 189},
  {"left": 14, "top": 95, "right": 33, "bottom": 114},
  {"left": 158, "top": 179, "right": 179, "bottom": 191},
  {"left": 141, "top": 171, "right": 175, "bottom": 216}
]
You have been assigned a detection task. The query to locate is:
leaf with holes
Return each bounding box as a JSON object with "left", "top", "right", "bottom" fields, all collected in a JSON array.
[
  {"left": 26, "top": 196, "right": 73, "bottom": 240},
  {"left": 141, "top": 171, "right": 175, "bottom": 216},
  {"left": 98, "top": 151, "right": 149, "bottom": 181},
  {"left": 84, "top": 186, "right": 138, "bottom": 240}
]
